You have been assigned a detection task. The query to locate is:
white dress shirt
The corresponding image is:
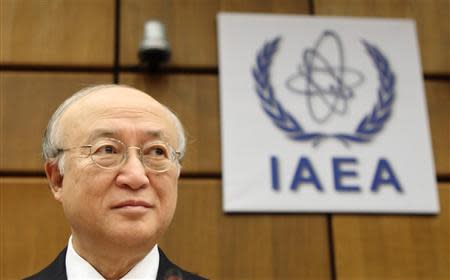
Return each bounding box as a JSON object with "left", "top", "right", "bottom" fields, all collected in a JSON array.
[{"left": 65, "top": 236, "right": 160, "bottom": 280}]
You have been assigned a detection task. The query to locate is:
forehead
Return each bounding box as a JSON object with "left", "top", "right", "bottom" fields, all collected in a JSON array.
[{"left": 59, "top": 87, "right": 178, "bottom": 145}]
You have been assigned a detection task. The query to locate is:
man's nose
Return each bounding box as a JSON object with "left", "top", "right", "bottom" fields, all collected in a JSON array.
[{"left": 115, "top": 148, "right": 150, "bottom": 190}]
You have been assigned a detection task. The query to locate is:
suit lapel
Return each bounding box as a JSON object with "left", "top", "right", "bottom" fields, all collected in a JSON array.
[
  {"left": 156, "top": 248, "right": 185, "bottom": 280},
  {"left": 24, "top": 247, "right": 67, "bottom": 280}
]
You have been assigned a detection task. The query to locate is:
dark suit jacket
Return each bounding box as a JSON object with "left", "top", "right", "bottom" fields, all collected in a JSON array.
[{"left": 24, "top": 247, "right": 206, "bottom": 280}]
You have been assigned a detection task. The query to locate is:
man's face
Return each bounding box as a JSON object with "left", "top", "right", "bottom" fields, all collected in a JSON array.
[{"left": 48, "top": 87, "right": 179, "bottom": 250}]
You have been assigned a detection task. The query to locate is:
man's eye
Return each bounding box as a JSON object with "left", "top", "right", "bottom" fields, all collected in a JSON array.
[
  {"left": 146, "top": 145, "right": 167, "bottom": 158},
  {"left": 96, "top": 145, "right": 117, "bottom": 154}
]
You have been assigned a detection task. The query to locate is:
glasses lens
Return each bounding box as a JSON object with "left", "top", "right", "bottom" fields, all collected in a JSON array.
[
  {"left": 142, "top": 142, "right": 172, "bottom": 172},
  {"left": 90, "top": 139, "right": 124, "bottom": 168}
]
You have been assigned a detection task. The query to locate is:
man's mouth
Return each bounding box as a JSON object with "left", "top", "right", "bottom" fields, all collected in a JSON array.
[{"left": 112, "top": 200, "right": 153, "bottom": 209}]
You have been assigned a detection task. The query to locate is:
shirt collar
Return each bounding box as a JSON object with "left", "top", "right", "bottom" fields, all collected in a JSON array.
[{"left": 65, "top": 235, "right": 160, "bottom": 280}]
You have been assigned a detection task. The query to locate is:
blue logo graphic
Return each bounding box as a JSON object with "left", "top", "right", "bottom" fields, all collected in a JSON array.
[
  {"left": 285, "top": 31, "right": 365, "bottom": 124},
  {"left": 252, "top": 31, "right": 395, "bottom": 146}
]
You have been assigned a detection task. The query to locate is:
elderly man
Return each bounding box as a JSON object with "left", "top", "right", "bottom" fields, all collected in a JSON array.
[{"left": 26, "top": 85, "right": 205, "bottom": 280}]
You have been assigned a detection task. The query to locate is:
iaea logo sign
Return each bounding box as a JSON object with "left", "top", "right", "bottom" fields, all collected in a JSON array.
[
  {"left": 218, "top": 13, "right": 439, "bottom": 213},
  {"left": 253, "top": 30, "right": 395, "bottom": 146}
]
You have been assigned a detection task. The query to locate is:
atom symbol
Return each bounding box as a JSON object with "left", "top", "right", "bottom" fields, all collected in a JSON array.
[{"left": 286, "top": 30, "right": 365, "bottom": 124}]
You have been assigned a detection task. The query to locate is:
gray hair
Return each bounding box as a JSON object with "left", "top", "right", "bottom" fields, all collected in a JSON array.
[{"left": 42, "top": 84, "right": 186, "bottom": 174}]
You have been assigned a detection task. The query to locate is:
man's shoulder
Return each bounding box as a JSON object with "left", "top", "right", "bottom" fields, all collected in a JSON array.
[
  {"left": 23, "top": 248, "right": 67, "bottom": 280},
  {"left": 23, "top": 246, "right": 206, "bottom": 280},
  {"left": 157, "top": 247, "right": 207, "bottom": 280}
]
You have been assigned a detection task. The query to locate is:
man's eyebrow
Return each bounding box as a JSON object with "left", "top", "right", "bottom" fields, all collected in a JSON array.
[
  {"left": 87, "top": 130, "right": 118, "bottom": 143},
  {"left": 145, "top": 130, "right": 168, "bottom": 141},
  {"left": 86, "top": 129, "right": 167, "bottom": 143}
]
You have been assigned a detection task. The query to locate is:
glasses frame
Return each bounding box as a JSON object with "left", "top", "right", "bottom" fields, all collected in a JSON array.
[{"left": 58, "top": 138, "right": 181, "bottom": 173}]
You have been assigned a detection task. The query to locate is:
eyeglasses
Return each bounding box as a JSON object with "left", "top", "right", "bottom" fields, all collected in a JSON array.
[{"left": 59, "top": 138, "right": 180, "bottom": 173}]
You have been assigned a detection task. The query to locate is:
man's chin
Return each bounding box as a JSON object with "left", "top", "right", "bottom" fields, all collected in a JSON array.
[{"left": 106, "top": 227, "right": 160, "bottom": 249}]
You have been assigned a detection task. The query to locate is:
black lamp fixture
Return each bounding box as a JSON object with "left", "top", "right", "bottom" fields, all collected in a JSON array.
[{"left": 138, "top": 20, "right": 171, "bottom": 70}]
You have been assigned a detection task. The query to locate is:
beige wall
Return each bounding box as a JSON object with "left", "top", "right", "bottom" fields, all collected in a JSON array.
[{"left": 1, "top": 0, "right": 449, "bottom": 279}]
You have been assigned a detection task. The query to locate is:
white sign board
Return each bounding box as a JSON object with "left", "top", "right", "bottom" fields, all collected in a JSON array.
[{"left": 218, "top": 13, "right": 439, "bottom": 213}]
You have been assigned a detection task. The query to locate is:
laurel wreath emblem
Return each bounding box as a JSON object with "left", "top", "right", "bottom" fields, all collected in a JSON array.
[{"left": 252, "top": 37, "right": 395, "bottom": 146}]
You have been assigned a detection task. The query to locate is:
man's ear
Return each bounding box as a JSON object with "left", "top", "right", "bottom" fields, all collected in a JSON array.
[
  {"left": 176, "top": 163, "right": 182, "bottom": 178},
  {"left": 45, "top": 160, "right": 64, "bottom": 202}
]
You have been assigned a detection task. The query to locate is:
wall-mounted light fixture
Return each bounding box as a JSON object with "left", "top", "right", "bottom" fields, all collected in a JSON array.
[{"left": 138, "top": 20, "right": 171, "bottom": 70}]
